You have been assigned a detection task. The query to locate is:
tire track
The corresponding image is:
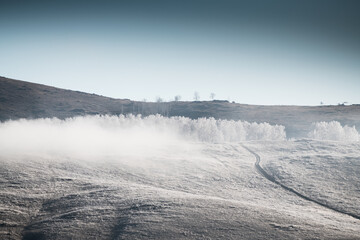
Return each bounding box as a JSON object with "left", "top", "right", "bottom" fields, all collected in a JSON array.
[{"left": 240, "top": 144, "right": 360, "bottom": 221}]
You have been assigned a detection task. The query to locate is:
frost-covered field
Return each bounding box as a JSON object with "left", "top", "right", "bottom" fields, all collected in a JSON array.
[
  {"left": 0, "top": 116, "right": 359, "bottom": 239},
  {"left": 245, "top": 139, "right": 360, "bottom": 220}
]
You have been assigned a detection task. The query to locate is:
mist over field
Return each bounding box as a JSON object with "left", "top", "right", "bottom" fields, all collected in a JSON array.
[
  {"left": 0, "top": 115, "right": 286, "bottom": 158},
  {"left": 1, "top": 115, "right": 358, "bottom": 162},
  {"left": 1, "top": 115, "right": 358, "bottom": 154}
]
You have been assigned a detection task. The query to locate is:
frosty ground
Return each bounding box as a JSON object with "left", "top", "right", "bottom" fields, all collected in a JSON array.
[{"left": 0, "top": 116, "right": 359, "bottom": 239}]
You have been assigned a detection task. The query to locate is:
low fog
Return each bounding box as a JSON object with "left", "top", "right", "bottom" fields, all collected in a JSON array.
[
  {"left": 0, "top": 115, "right": 358, "bottom": 160},
  {"left": 0, "top": 115, "right": 287, "bottom": 159}
]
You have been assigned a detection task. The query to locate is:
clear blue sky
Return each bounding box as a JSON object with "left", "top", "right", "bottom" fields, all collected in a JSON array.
[{"left": 1, "top": 0, "right": 359, "bottom": 105}]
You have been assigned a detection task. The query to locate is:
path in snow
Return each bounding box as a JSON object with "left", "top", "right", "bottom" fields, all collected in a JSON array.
[{"left": 241, "top": 144, "right": 360, "bottom": 221}]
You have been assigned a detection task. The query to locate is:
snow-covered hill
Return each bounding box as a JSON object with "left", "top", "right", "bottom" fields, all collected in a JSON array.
[{"left": 0, "top": 115, "right": 359, "bottom": 239}]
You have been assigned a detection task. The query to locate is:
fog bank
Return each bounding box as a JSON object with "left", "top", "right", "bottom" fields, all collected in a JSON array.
[
  {"left": 0, "top": 115, "right": 286, "bottom": 158},
  {"left": 1, "top": 115, "right": 358, "bottom": 161}
]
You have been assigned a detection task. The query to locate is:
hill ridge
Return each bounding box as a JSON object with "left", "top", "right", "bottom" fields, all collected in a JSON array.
[{"left": 1, "top": 76, "right": 360, "bottom": 137}]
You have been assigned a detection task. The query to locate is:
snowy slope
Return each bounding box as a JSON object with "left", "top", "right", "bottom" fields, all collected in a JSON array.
[
  {"left": 0, "top": 116, "right": 359, "bottom": 239},
  {"left": 245, "top": 139, "right": 360, "bottom": 220}
]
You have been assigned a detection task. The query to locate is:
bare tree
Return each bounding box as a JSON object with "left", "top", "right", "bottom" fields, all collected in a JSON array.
[
  {"left": 210, "top": 92, "right": 216, "bottom": 100},
  {"left": 174, "top": 95, "right": 181, "bottom": 102},
  {"left": 193, "top": 91, "right": 200, "bottom": 101},
  {"left": 156, "top": 97, "right": 163, "bottom": 103}
]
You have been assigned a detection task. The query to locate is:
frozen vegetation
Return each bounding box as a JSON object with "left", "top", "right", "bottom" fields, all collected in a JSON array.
[
  {"left": 308, "top": 121, "right": 359, "bottom": 141},
  {"left": 0, "top": 115, "right": 359, "bottom": 239}
]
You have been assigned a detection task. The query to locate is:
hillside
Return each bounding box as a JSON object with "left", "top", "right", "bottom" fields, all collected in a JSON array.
[{"left": 1, "top": 76, "right": 360, "bottom": 137}]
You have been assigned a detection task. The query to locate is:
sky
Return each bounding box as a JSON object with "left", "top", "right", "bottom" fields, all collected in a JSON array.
[{"left": 1, "top": 0, "right": 359, "bottom": 105}]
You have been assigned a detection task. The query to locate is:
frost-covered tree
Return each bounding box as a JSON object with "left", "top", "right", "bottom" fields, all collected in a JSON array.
[
  {"left": 174, "top": 95, "right": 181, "bottom": 102},
  {"left": 193, "top": 91, "right": 200, "bottom": 101},
  {"left": 210, "top": 92, "right": 216, "bottom": 100}
]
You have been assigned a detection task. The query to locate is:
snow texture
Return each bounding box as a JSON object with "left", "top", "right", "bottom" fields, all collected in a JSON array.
[
  {"left": 245, "top": 139, "right": 360, "bottom": 220},
  {"left": 1, "top": 115, "right": 360, "bottom": 239}
]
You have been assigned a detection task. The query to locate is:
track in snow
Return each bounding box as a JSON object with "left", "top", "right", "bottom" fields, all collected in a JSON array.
[{"left": 241, "top": 144, "right": 360, "bottom": 221}]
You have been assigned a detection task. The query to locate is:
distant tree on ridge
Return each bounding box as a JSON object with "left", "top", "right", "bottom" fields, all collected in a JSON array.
[{"left": 193, "top": 91, "right": 200, "bottom": 101}]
